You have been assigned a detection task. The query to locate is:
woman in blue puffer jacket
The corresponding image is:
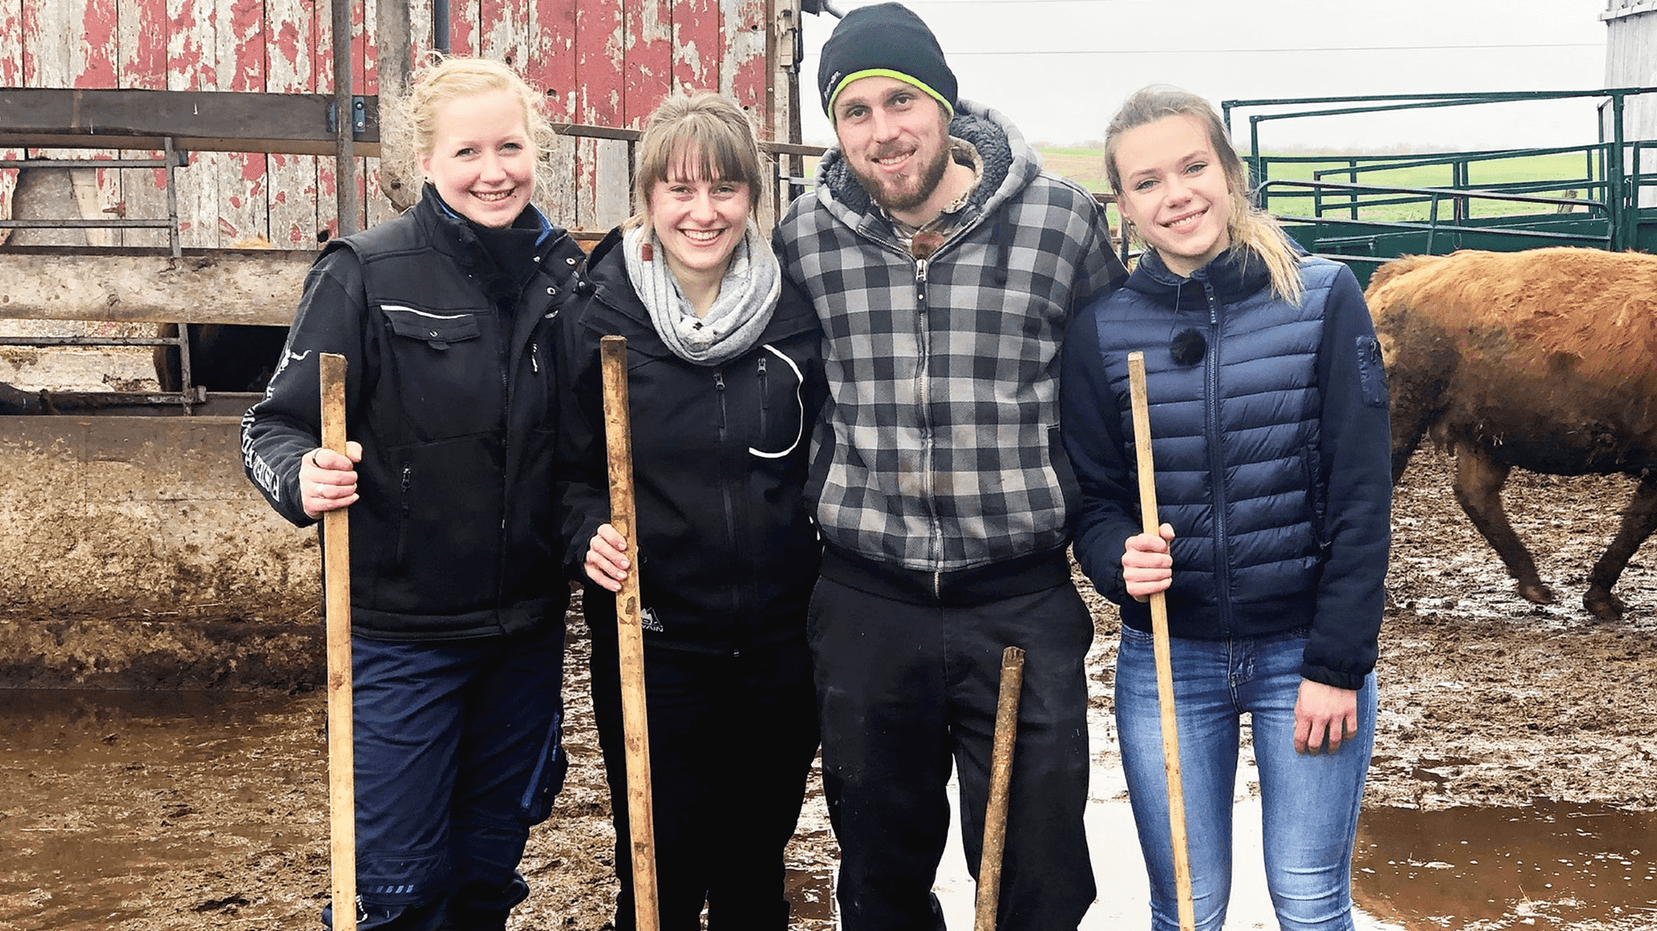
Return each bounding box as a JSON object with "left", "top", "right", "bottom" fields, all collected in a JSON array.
[{"left": 1062, "top": 85, "right": 1392, "bottom": 931}]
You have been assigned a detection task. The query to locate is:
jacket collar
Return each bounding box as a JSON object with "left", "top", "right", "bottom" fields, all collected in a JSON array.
[
  {"left": 409, "top": 183, "right": 559, "bottom": 269},
  {"left": 1125, "top": 246, "right": 1274, "bottom": 309}
]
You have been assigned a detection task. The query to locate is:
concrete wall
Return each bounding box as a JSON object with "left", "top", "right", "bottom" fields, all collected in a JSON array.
[{"left": 0, "top": 415, "right": 323, "bottom": 689}]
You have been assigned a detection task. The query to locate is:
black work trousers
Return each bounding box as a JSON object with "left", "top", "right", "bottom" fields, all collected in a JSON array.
[
  {"left": 588, "top": 612, "right": 820, "bottom": 931},
  {"left": 808, "top": 577, "right": 1096, "bottom": 931}
]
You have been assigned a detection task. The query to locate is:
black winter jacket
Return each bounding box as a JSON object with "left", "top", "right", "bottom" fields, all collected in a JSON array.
[
  {"left": 1062, "top": 247, "right": 1392, "bottom": 689},
  {"left": 553, "top": 227, "right": 826, "bottom": 653},
  {"left": 241, "top": 185, "right": 586, "bottom": 640}
]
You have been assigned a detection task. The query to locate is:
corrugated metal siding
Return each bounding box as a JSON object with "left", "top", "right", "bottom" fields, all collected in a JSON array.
[
  {"left": 1604, "top": 0, "right": 1657, "bottom": 205},
  {"left": 0, "top": 0, "right": 793, "bottom": 246}
]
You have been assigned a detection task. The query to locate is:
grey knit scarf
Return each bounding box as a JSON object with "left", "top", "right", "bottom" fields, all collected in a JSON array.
[{"left": 622, "top": 220, "right": 782, "bottom": 367}]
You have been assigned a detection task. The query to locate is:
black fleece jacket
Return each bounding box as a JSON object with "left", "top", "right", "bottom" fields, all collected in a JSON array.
[
  {"left": 241, "top": 185, "right": 585, "bottom": 640},
  {"left": 553, "top": 228, "right": 826, "bottom": 653}
]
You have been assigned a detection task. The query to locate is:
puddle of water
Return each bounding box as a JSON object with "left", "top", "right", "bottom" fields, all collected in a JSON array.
[{"left": 1354, "top": 802, "right": 1657, "bottom": 929}]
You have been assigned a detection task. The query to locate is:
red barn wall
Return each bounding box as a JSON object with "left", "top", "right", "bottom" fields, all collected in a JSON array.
[{"left": 0, "top": 0, "right": 794, "bottom": 247}]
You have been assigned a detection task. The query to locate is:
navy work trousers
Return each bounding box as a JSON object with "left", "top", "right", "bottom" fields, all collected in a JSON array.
[
  {"left": 808, "top": 577, "right": 1096, "bottom": 931},
  {"left": 322, "top": 623, "right": 567, "bottom": 931}
]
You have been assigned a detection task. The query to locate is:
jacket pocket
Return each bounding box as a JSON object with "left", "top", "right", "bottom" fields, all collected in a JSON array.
[
  {"left": 382, "top": 303, "right": 482, "bottom": 350},
  {"left": 748, "top": 344, "right": 807, "bottom": 460},
  {"left": 1299, "top": 447, "right": 1330, "bottom": 549},
  {"left": 1356, "top": 335, "right": 1388, "bottom": 408}
]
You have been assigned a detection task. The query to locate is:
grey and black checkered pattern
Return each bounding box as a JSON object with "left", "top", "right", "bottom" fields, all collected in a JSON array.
[{"left": 776, "top": 100, "right": 1126, "bottom": 573}]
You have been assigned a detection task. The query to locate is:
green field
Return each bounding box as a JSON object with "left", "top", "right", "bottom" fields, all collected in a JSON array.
[{"left": 1038, "top": 146, "right": 1600, "bottom": 224}]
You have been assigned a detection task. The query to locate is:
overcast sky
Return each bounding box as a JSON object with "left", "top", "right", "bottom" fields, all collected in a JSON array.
[{"left": 796, "top": 0, "right": 1614, "bottom": 151}]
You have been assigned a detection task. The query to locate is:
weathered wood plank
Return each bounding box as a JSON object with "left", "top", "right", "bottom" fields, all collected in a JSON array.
[
  {"left": 674, "top": 0, "right": 720, "bottom": 94},
  {"left": 479, "top": 0, "right": 523, "bottom": 69},
  {"left": 0, "top": 88, "right": 381, "bottom": 146},
  {"left": 527, "top": 0, "right": 578, "bottom": 227},
  {"left": 117, "top": 0, "right": 169, "bottom": 248},
  {"left": 216, "top": 0, "right": 269, "bottom": 244},
  {"left": 628, "top": 0, "right": 672, "bottom": 122},
  {"left": 724, "top": 0, "right": 769, "bottom": 123},
  {"left": 0, "top": 250, "right": 314, "bottom": 325},
  {"left": 448, "top": 0, "right": 479, "bottom": 55},
  {"left": 1, "top": 0, "right": 28, "bottom": 244},
  {"left": 266, "top": 0, "right": 321, "bottom": 248},
  {"left": 167, "top": 0, "right": 220, "bottom": 249},
  {"left": 574, "top": 0, "right": 624, "bottom": 229}
]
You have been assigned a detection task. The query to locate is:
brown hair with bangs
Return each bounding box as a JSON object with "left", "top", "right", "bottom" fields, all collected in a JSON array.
[{"left": 626, "top": 91, "right": 766, "bottom": 234}]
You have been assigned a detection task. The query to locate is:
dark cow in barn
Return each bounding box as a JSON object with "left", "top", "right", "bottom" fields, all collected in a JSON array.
[
  {"left": 1366, "top": 247, "right": 1657, "bottom": 620},
  {"left": 153, "top": 323, "right": 289, "bottom": 394}
]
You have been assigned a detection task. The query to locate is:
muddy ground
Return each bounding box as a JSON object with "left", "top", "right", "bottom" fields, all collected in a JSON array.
[{"left": 2, "top": 447, "right": 1655, "bottom": 930}]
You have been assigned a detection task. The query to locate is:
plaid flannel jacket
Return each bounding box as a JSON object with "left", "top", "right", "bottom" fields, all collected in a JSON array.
[{"left": 776, "top": 100, "right": 1127, "bottom": 575}]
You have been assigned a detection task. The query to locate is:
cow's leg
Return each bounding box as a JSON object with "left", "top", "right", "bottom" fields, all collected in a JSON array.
[
  {"left": 1451, "top": 443, "right": 1554, "bottom": 605},
  {"left": 1584, "top": 473, "right": 1657, "bottom": 621}
]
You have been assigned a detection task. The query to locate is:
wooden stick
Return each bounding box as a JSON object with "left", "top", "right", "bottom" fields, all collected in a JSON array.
[
  {"left": 1127, "top": 351, "right": 1196, "bottom": 931},
  {"left": 600, "top": 335, "right": 660, "bottom": 931},
  {"left": 319, "top": 351, "right": 357, "bottom": 931},
  {"left": 973, "top": 645, "right": 1026, "bottom": 931}
]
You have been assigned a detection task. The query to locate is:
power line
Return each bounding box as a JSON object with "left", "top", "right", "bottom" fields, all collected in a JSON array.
[{"left": 805, "top": 43, "right": 1603, "bottom": 57}]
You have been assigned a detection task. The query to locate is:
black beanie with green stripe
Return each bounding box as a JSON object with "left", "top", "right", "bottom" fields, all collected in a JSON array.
[{"left": 818, "top": 3, "right": 958, "bottom": 122}]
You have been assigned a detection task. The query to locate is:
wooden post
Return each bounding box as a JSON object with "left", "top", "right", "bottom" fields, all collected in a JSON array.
[
  {"left": 1128, "top": 351, "right": 1196, "bottom": 931},
  {"left": 600, "top": 336, "right": 660, "bottom": 931},
  {"left": 320, "top": 352, "right": 357, "bottom": 931},
  {"left": 973, "top": 645, "right": 1026, "bottom": 931}
]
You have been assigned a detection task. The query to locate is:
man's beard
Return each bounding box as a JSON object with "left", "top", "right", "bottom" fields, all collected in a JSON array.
[{"left": 851, "top": 141, "right": 951, "bottom": 215}]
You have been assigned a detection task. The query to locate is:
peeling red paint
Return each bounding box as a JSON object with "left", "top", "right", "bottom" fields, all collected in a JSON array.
[
  {"left": 625, "top": 0, "right": 672, "bottom": 125},
  {"left": 120, "top": 0, "right": 168, "bottom": 88},
  {"left": 0, "top": 8, "right": 23, "bottom": 86},
  {"left": 526, "top": 0, "right": 579, "bottom": 121},
  {"left": 449, "top": 0, "right": 478, "bottom": 56},
  {"left": 12, "top": 0, "right": 788, "bottom": 245},
  {"left": 78, "top": 0, "right": 120, "bottom": 87},
  {"left": 673, "top": 0, "right": 718, "bottom": 93}
]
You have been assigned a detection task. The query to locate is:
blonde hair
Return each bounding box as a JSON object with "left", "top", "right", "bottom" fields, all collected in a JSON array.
[
  {"left": 1105, "top": 85, "right": 1304, "bottom": 304},
  {"left": 380, "top": 55, "right": 556, "bottom": 206},
  {"left": 625, "top": 91, "right": 766, "bottom": 233}
]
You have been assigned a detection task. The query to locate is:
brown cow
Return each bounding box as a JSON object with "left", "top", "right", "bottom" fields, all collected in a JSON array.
[{"left": 1366, "top": 247, "right": 1657, "bottom": 620}]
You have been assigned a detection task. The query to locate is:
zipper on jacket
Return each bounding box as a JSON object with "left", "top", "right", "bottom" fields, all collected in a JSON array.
[
  {"left": 914, "top": 258, "right": 945, "bottom": 597},
  {"left": 396, "top": 463, "right": 412, "bottom": 566},
  {"left": 530, "top": 340, "right": 540, "bottom": 374},
  {"left": 1201, "top": 280, "right": 1234, "bottom": 632},
  {"left": 757, "top": 355, "right": 769, "bottom": 437},
  {"left": 713, "top": 370, "right": 742, "bottom": 617}
]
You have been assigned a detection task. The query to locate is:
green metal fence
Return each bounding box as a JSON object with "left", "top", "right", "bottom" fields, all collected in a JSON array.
[{"left": 1221, "top": 89, "right": 1657, "bottom": 286}]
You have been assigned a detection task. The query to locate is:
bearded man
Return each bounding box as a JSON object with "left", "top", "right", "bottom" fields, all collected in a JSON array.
[{"left": 773, "top": 4, "right": 1128, "bottom": 929}]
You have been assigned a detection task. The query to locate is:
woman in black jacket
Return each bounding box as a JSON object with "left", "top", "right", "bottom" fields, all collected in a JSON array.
[
  {"left": 553, "top": 91, "right": 825, "bottom": 931},
  {"left": 241, "top": 57, "right": 583, "bottom": 930}
]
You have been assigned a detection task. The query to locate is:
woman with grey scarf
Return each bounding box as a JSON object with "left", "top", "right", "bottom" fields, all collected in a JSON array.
[{"left": 551, "top": 91, "right": 826, "bottom": 931}]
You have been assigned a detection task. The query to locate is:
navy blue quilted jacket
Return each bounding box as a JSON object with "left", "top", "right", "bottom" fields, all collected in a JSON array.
[{"left": 1061, "top": 247, "right": 1391, "bottom": 689}]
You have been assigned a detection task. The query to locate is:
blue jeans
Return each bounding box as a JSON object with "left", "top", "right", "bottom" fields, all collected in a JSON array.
[{"left": 1114, "top": 624, "right": 1376, "bottom": 931}]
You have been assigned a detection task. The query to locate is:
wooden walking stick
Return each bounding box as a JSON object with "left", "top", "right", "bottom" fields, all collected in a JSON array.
[
  {"left": 319, "top": 352, "right": 358, "bottom": 931},
  {"left": 973, "top": 645, "right": 1026, "bottom": 931},
  {"left": 600, "top": 335, "right": 660, "bottom": 931},
  {"left": 1127, "top": 351, "right": 1196, "bottom": 931}
]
